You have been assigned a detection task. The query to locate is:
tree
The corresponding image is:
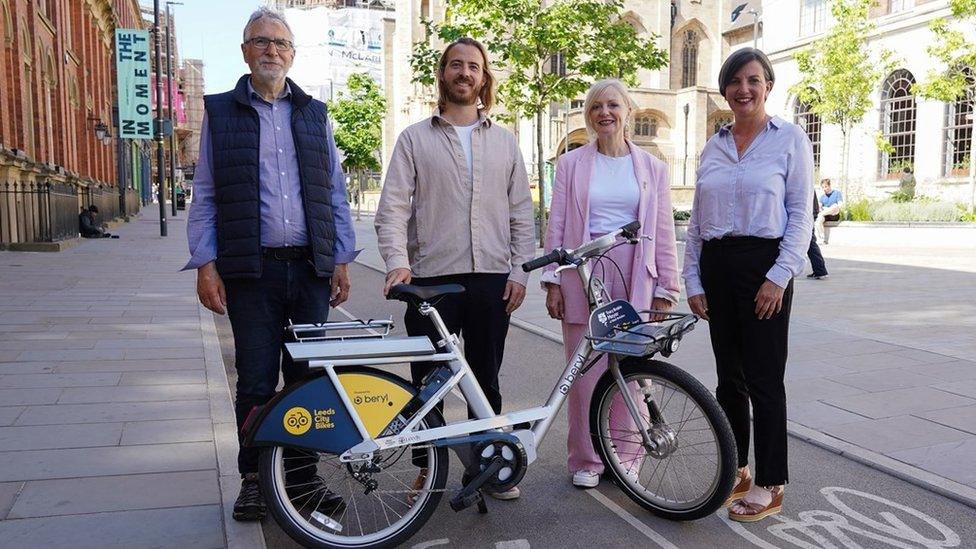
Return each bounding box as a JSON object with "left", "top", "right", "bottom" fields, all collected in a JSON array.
[
  {"left": 914, "top": 0, "right": 976, "bottom": 210},
  {"left": 328, "top": 73, "right": 387, "bottom": 219},
  {"left": 791, "top": 0, "right": 894, "bottom": 200},
  {"left": 411, "top": 0, "right": 668, "bottom": 245}
]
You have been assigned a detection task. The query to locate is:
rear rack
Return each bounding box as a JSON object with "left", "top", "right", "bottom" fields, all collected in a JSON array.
[{"left": 287, "top": 318, "right": 394, "bottom": 342}]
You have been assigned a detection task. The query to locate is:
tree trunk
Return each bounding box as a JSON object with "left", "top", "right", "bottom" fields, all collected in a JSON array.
[
  {"left": 536, "top": 108, "right": 547, "bottom": 248},
  {"left": 840, "top": 126, "right": 850, "bottom": 202}
]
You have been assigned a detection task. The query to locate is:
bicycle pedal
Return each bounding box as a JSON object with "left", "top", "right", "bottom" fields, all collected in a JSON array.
[{"left": 449, "top": 489, "right": 485, "bottom": 512}]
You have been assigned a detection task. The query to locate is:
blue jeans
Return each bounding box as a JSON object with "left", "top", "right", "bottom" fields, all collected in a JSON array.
[{"left": 224, "top": 256, "right": 332, "bottom": 476}]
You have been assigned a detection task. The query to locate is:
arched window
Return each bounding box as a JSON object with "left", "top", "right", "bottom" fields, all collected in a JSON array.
[
  {"left": 879, "top": 69, "right": 917, "bottom": 177},
  {"left": 681, "top": 30, "right": 698, "bottom": 88},
  {"left": 634, "top": 114, "right": 658, "bottom": 138},
  {"left": 709, "top": 113, "right": 733, "bottom": 138},
  {"left": 943, "top": 70, "right": 975, "bottom": 177},
  {"left": 794, "top": 97, "right": 822, "bottom": 168}
]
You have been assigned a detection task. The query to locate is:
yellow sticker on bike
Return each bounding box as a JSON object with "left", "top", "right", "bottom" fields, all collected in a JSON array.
[
  {"left": 338, "top": 373, "right": 412, "bottom": 437},
  {"left": 282, "top": 406, "right": 312, "bottom": 435}
]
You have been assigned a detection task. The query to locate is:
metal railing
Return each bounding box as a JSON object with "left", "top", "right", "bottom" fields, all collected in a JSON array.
[
  {"left": 81, "top": 185, "right": 122, "bottom": 223},
  {"left": 0, "top": 181, "right": 80, "bottom": 244},
  {"left": 124, "top": 188, "right": 141, "bottom": 217}
]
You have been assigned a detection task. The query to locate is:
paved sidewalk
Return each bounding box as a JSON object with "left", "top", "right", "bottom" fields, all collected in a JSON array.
[
  {"left": 0, "top": 209, "right": 261, "bottom": 549},
  {"left": 355, "top": 216, "right": 976, "bottom": 506}
]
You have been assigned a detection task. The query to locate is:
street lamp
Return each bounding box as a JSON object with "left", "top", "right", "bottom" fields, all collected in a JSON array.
[
  {"left": 153, "top": 0, "right": 167, "bottom": 237},
  {"left": 88, "top": 117, "right": 109, "bottom": 142},
  {"left": 166, "top": 1, "right": 183, "bottom": 217},
  {"left": 683, "top": 103, "right": 690, "bottom": 186}
]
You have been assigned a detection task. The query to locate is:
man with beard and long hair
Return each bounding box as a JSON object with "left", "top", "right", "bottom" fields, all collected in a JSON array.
[{"left": 375, "top": 37, "right": 535, "bottom": 500}]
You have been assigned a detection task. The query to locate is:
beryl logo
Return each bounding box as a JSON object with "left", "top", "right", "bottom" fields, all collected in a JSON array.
[{"left": 283, "top": 407, "right": 312, "bottom": 436}]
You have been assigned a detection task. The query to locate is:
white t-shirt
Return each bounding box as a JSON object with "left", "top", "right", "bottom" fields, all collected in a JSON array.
[
  {"left": 453, "top": 122, "right": 479, "bottom": 181},
  {"left": 588, "top": 152, "right": 640, "bottom": 237}
]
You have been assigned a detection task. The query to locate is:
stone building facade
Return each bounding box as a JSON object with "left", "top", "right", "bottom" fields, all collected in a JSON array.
[
  {"left": 0, "top": 0, "right": 146, "bottom": 247},
  {"left": 764, "top": 0, "right": 974, "bottom": 203}
]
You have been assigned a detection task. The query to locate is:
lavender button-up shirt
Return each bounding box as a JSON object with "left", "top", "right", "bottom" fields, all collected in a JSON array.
[
  {"left": 682, "top": 116, "right": 813, "bottom": 296},
  {"left": 184, "top": 81, "right": 358, "bottom": 270}
]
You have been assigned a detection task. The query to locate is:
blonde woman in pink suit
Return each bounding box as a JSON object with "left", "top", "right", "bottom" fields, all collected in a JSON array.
[{"left": 542, "top": 79, "right": 681, "bottom": 489}]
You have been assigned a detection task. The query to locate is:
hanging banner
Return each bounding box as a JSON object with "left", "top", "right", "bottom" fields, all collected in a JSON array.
[
  {"left": 284, "top": 6, "right": 384, "bottom": 102},
  {"left": 115, "top": 29, "right": 152, "bottom": 139}
]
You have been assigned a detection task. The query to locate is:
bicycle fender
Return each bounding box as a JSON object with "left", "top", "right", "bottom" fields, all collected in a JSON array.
[{"left": 244, "top": 369, "right": 414, "bottom": 454}]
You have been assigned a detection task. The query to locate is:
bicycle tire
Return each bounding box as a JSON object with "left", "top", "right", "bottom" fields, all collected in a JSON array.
[
  {"left": 589, "top": 358, "right": 736, "bottom": 521},
  {"left": 259, "top": 367, "right": 449, "bottom": 549}
]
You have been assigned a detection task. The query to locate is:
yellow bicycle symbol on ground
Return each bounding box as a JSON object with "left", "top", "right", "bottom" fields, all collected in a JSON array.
[{"left": 283, "top": 407, "right": 312, "bottom": 435}]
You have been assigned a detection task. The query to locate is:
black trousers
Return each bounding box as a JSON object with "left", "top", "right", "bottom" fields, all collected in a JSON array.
[
  {"left": 404, "top": 273, "right": 510, "bottom": 469},
  {"left": 404, "top": 273, "right": 510, "bottom": 416},
  {"left": 806, "top": 229, "right": 828, "bottom": 276},
  {"left": 224, "top": 256, "right": 329, "bottom": 478},
  {"left": 700, "top": 237, "right": 792, "bottom": 486}
]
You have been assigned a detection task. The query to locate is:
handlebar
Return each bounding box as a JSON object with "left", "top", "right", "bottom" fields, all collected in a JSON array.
[{"left": 522, "top": 221, "right": 643, "bottom": 273}]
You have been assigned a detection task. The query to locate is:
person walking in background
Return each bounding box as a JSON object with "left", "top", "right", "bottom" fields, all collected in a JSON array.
[
  {"left": 541, "top": 79, "right": 680, "bottom": 489},
  {"left": 375, "top": 37, "right": 535, "bottom": 501},
  {"left": 184, "top": 7, "right": 357, "bottom": 522},
  {"left": 816, "top": 178, "right": 843, "bottom": 244},
  {"left": 807, "top": 190, "right": 829, "bottom": 280},
  {"left": 683, "top": 48, "right": 813, "bottom": 522}
]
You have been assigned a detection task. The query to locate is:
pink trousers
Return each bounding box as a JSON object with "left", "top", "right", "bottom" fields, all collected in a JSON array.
[{"left": 561, "top": 244, "right": 643, "bottom": 474}]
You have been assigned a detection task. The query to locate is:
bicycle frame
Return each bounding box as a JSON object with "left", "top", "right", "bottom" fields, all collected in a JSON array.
[{"left": 331, "top": 233, "right": 660, "bottom": 465}]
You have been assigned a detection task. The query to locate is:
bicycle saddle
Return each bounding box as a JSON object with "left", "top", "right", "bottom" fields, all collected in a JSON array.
[{"left": 387, "top": 283, "right": 465, "bottom": 306}]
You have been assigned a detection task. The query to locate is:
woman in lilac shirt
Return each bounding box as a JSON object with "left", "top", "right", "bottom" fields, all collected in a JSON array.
[{"left": 682, "top": 48, "right": 813, "bottom": 522}]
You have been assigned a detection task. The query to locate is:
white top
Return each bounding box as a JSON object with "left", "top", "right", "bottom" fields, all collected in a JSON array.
[
  {"left": 588, "top": 152, "right": 640, "bottom": 237},
  {"left": 453, "top": 122, "right": 479, "bottom": 181}
]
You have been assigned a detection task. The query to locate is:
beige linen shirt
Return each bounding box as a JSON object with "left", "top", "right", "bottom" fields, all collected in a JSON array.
[{"left": 375, "top": 110, "right": 535, "bottom": 286}]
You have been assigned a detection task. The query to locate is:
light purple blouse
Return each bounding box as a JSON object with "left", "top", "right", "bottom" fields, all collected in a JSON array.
[
  {"left": 184, "top": 81, "right": 358, "bottom": 270},
  {"left": 682, "top": 116, "right": 814, "bottom": 296}
]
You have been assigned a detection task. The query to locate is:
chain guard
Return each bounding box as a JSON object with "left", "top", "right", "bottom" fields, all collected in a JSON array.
[{"left": 474, "top": 438, "right": 528, "bottom": 493}]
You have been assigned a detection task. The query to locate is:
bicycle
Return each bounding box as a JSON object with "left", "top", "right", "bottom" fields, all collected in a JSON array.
[{"left": 243, "top": 221, "right": 737, "bottom": 548}]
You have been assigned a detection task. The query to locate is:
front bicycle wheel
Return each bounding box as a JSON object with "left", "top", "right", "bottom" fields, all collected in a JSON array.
[
  {"left": 590, "top": 358, "right": 736, "bottom": 521},
  {"left": 259, "top": 372, "right": 449, "bottom": 548}
]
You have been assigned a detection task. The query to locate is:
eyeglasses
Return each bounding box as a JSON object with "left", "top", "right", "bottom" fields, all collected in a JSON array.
[{"left": 245, "top": 36, "right": 294, "bottom": 52}]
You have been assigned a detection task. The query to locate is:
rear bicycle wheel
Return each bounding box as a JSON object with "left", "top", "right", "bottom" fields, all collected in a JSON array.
[
  {"left": 259, "top": 371, "right": 449, "bottom": 548},
  {"left": 590, "top": 358, "right": 736, "bottom": 521}
]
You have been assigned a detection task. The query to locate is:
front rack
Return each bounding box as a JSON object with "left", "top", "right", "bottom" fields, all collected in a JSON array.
[{"left": 286, "top": 317, "right": 394, "bottom": 342}]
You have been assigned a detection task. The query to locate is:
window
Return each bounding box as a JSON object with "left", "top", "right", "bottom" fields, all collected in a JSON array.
[
  {"left": 709, "top": 113, "right": 733, "bottom": 137},
  {"left": 681, "top": 30, "right": 698, "bottom": 88},
  {"left": 879, "top": 69, "right": 917, "bottom": 177},
  {"left": 888, "top": 0, "right": 915, "bottom": 14},
  {"left": 800, "top": 0, "right": 828, "bottom": 36},
  {"left": 548, "top": 52, "right": 566, "bottom": 77},
  {"left": 634, "top": 114, "right": 658, "bottom": 138},
  {"left": 794, "top": 97, "right": 822, "bottom": 168},
  {"left": 942, "top": 70, "right": 975, "bottom": 177},
  {"left": 570, "top": 99, "right": 584, "bottom": 110}
]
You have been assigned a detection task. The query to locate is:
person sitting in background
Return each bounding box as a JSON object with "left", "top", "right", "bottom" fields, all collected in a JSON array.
[
  {"left": 79, "top": 205, "right": 113, "bottom": 238},
  {"left": 897, "top": 167, "right": 916, "bottom": 200},
  {"left": 816, "top": 178, "right": 843, "bottom": 244}
]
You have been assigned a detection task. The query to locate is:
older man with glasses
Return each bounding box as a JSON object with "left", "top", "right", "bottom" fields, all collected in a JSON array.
[{"left": 184, "top": 7, "right": 357, "bottom": 521}]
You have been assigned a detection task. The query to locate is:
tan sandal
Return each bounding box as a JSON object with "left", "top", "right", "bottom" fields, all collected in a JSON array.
[
  {"left": 406, "top": 468, "right": 428, "bottom": 506},
  {"left": 724, "top": 470, "right": 753, "bottom": 508},
  {"left": 729, "top": 486, "right": 783, "bottom": 522}
]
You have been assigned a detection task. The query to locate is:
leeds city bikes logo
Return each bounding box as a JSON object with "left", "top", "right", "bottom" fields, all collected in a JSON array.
[{"left": 283, "top": 406, "right": 312, "bottom": 436}]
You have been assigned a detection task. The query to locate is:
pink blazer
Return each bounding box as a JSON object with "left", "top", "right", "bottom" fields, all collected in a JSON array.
[{"left": 543, "top": 141, "right": 680, "bottom": 324}]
